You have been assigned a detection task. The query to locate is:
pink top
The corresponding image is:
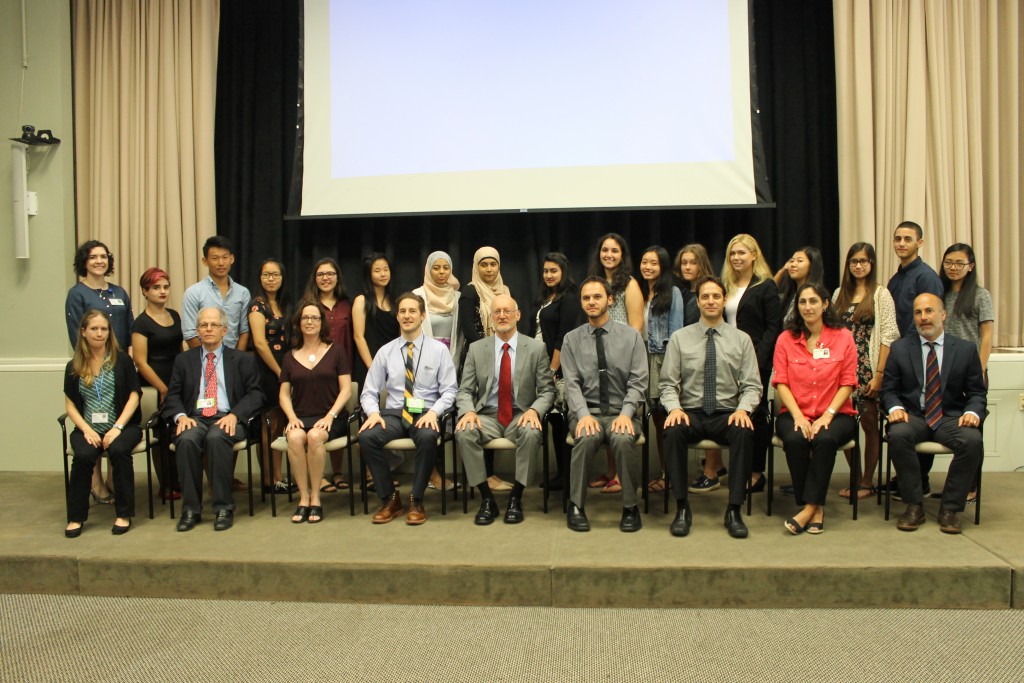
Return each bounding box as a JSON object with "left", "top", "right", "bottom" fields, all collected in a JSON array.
[{"left": 772, "top": 325, "right": 857, "bottom": 419}]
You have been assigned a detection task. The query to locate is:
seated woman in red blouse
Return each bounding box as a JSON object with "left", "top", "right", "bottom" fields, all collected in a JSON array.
[
  {"left": 772, "top": 282, "right": 858, "bottom": 535},
  {"left": 278, "top": 300, "right": 353, "bottom": 524}
]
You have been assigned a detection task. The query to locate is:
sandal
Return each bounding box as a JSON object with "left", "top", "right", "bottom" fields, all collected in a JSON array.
[
  {"left": 784, "top": 517, "right": 806, "bottom": 535},
  {"left": 291, "top": 506, "right": 310, "bottom": 524},
  {"left": 331, "top": 472, "right": 349, "bottom": 490},
  {"left": 838, "top": 485, "right": 876, "bottom": 500},
  {"left": 648, "top": 478, "right": 666, "bottom": 493},
  {"left": 588, "top": 475, "right": 610, "bottom": 489},
  {"left": 308, "top": 505, "right": 324, "bottom": 524},
  {"left": 601, "top": 477, "right": 622, "bottom": 494},
  {"left": 319, "top": 479, "right": 338, "bottom": 493},
  {"left": 90, "top": 488, "right": 114, "bottom": 505}
]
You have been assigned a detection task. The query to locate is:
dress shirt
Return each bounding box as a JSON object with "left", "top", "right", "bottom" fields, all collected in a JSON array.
[
  {"left": 659, "top": 320, "right": 762, "bottom": 414},
  {"left": 360, "top": 331, "right": 458, "bottom": 416},
  {"left": 887, "top": 257, "right": 943, "bottom": 338},
  {"left": 181, "top": 276, "right": 251, "bottom": 347},
  {"left": 171, "top": 344, "right": 230, "bottom": 423},
  {"left": 772, "top": 326, "right": 857, "bottom": 418},
  {"left": 485, "top": 333, "right": 518, "bottom": 410},
  {"left": 561, "top": 319, "right": 647, "bottom": 421}
]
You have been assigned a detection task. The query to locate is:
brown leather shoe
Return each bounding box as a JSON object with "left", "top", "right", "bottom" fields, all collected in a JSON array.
[
  {"left": 406, "top": 496, "right": 427, "bottom": 525},
  {"left": 937, "top": 509, "right": 962, "bottom": 534},
  {"left": 896, "top": 503, "right": 926, "bottom": 531},
  {"left": 371, "top": 491, "right": 404, "bottom": 524}
]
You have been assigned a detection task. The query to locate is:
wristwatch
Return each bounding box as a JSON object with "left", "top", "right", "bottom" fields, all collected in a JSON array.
[
  {"left": 825, "top": 408, "right": 836, "bottom": 416},
  {"left": 113, "top": 423, "right": 124, "bottom": 430},
  {"left": 328, "top": 411, "right": 339, "bottom": 419}
]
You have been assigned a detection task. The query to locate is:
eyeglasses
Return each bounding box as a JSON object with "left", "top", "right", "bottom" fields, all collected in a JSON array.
[
  {"left": 300, "top": 315, "right": 322, "bottom": 322},
  {"left": 261, "top": 272, "right": 282, "bottom": 280},
  {"left": 197, "top": 322, "right": 225, "bottom": 330},
  {"left": 942, "top": 260, "right": 970, "bottom": 271},
  {"left": 315, "top": 271, "right": 337, "bottom": 279},
  {"left": 492, "top": 308, "right": 518, "bottom": 317},
  {"left": 848, "top": 258, "right": 872, "bottom": 266}
]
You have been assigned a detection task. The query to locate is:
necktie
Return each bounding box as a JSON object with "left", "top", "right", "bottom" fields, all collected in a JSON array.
[
  {"left": 402, "top": 341, "right": 415, "bottom": 425},
  {"left": 595, "top": 328, "right": 610, "bottom": 414},
  {"left": 924, "top": 342, "right": 943, "bottom": 429},
  {"left": 498, "top": 342, "right": 513, "bottom": 426},
  {"left": 202, "top": 352, "right": 217, "bottom": 417},
  {"left": 703, "top": 328, "right": 717, "bottom": 415}
]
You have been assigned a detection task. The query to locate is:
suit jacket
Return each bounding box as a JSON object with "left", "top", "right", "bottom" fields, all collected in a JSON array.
[
  {"left": 163, "top": 346, "right": 265, "bottom": 425},
  {"left": 734, "top": 276, "right": 782, "bottom": 386},
  {"left": 881, "top": 333, "right": 987, "bottom": 420},
  {"left": 456, "top": 333, "right": 555, "bottom": 418}
]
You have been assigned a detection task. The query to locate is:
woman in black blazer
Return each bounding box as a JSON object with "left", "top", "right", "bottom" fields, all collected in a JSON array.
[{"left": 719, "top": 234, "right": 782, "bottom": 492}]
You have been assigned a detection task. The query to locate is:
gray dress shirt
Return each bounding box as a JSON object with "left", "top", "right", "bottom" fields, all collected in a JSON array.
[
  {"left": 659, "top": 320, "right": 762, "bottom": 414},
  {"left": 359, "top": 332, "right": 458, "bottom": 416},
  {"left": 561, "top": 319, "right": 648, "bottom": 420}
]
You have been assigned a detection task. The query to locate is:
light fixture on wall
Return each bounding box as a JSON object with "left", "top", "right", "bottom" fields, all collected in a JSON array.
[{"left": 9, "top": 124, "right": 60, "bottom": 259}]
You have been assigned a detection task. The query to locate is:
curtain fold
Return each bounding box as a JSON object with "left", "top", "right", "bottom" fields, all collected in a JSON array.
[
  {"left": 834, "top": 0, "right": 1021, "bottom": 346},
  {"left": 73, "top": 0, "right": 219, "bottom": 309}
]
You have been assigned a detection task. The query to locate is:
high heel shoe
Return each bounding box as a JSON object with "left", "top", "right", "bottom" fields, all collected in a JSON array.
[{"left": 746, "top": 473, "right": 766, "bottom": 494}]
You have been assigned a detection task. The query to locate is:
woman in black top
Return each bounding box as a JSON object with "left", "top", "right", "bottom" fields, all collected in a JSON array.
[
  {"left": 132, "top": 267, "right": 185, "bottom": 501},
  {"left": 352, "top": 252, "right": 400, "bottom": 386},
  {"left": 64, "top": 310, "right": 142, "bottom": 537},
  {"left": 530, "top": 252, "right": 581, "bottom": 490}
]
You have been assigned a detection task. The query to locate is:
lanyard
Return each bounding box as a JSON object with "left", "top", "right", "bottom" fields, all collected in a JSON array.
[{"left": 93, "top": 357, "right": 110, "bottom": 401}]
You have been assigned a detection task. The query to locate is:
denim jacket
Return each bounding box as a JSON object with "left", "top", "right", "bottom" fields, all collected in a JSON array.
[{"left": 647, "top": 286, "right": 685, "bottom": 354}]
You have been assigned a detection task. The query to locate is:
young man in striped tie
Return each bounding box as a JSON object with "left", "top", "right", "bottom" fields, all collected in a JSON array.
[
  {"left": 881, "top": 293, "right": 986, "bottom": 534},
  {"left": 359, "top": 292, "right": 458, "bottom": 525}
]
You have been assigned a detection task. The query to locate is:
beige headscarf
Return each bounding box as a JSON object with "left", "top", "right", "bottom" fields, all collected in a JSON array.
[
  {"left": 470, "top": 246, "right": 510, "bottom": 336},
  {"left": 421, "top": 251, "right": 460, "bottom": 314}
]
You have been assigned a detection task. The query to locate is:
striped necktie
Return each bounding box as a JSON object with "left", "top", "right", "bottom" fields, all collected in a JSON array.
[
  {"left": 924, "top": 342, "right": 943, "bottom": 429},
  {"left": 402, "top": 341, "right": 415, "bottom": 425}
]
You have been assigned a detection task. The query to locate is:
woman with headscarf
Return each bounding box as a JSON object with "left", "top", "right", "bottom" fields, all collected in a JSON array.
[{"left": 413, "top": 250, "right": 463, "bottom": 363}]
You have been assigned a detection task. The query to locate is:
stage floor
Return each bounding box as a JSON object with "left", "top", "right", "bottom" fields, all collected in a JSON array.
[{"left": 2, "top": 471, "right": 1021, "bottom": 609}]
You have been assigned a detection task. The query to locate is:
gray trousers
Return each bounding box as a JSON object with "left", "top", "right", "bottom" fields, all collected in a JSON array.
[
  {"left": 455, "top": 410, "right": 542, "bottom": 488},
  {"left": 568, "top": 413, "right": 641, "bottom": 509}
]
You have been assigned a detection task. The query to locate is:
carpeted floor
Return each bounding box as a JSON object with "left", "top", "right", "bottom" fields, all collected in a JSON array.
[{"left": 2, "top": 593, "right": 1023, "bottom": 682}]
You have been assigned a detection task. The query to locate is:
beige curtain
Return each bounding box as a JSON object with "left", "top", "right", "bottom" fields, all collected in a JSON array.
[
  {"left": 73, "top": 0, "right": 219, "bottom": 311},
  {"left": 834, "top": 0, "right": 1021, "bottom": 347}
]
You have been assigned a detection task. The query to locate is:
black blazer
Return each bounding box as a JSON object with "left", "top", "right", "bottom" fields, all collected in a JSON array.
[
  {"left": 734, "top": 276, "right": 782, "bottom": 386},
  {"left": 63, "top": 350, "right": 142, "bottom": 426},
  {"left": 881, "top": 333, "right": 987, "bottom": 420},
  {"left": 162, "top": 346, "right": 265, "bottom": 424}
]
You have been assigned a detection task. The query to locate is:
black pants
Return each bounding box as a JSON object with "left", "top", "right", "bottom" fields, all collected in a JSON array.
[
  {"left": 360, "top": 412, "right": 440, "bottom": 501},
  {"left": 776, "top": 412, "right": 857, "bottom": 506},
  {"left": 664, "top": 411, "right": 754, "bottom": 507},
  {"left": 174, "top": 416, "right": 246, "bottom": 515},
  {"left": 67, "top": 425, "right": 141, "bottom": 522}
]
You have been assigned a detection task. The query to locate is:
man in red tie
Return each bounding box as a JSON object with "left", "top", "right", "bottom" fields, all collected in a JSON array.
[
  {"left": 164, "top": 307, "right": 264, "bottom": 532},
  {"left": 456, "top": 294, "right": 555, "bottom": 524},
  {"left": 881, "top": 293, "right": 986, "bottom": 534}
]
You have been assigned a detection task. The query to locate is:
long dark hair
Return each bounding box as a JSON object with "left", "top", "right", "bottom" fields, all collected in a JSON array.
[
  {"left": 639, "top": 246, "right": 675, "bottom": 315},
  {"left": 361, "top": 252, "right": 394, "bottom": 318},
  {"left": 834, "top": 243, "right": 877, "bottom": 323},
  {"left": 778, "top": 246, "right": 824, "bottom": 312},
  {"left": 290, "top": 298, "right": 333, "bottom": 347},
  {"left": 785, "top": 282, "right": 841, "bottom": 337},
  {"left": 303, "top": 257, "right": 348, "bottom": 303},
  {"left": 588, "top": 232, "right": 633, "bottom": 296},
  {"left": 534, "top": 252, "right": 576, "bottom": 308},
  {"left": 939, "top": 243, "right": 980, "bottom": 320}
]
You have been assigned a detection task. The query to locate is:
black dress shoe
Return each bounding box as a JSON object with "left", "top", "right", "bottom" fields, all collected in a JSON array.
[
  {"left": 504, "top": 496, "right": 524, "bottom": 524},
  {"left": 724, "top": 508, "right": 748, "bottom": 538},
  {"left": 620, "top": 505, "right": 642, "bottom": 533},
  {"left": 474, "top": 497, "right": 499, "bottom": 525},
  {"left": 176, "top": 511, "right": 201, "bottom": 532},
  {"left": 670, "top": 503, "right": 692, "bottom": 537},
  {"left": 567, "top": 504, "right": 590, "bottom": 532},
  {"left": 214, "top": 509, "right": 234, "bottom": 531},
  {"left": 111, "top": 519, "right": 132, "bottom": 536}
]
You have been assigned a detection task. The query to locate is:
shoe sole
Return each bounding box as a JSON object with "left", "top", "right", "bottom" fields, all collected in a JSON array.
[
  {"left": 504, "top": 516, "right": 523, "bottom": 524},
  {"left": 372, "top": 510, "right": 403, "bottom": 524},
  {"left": 688, "top": 483, "right": 720, "bottom": 493},
  {"left": 406, "top": 517, "right": 426, "bottom": 525},
  {"left": 896, "top": 521, "right": 924, "bottom": 531}
]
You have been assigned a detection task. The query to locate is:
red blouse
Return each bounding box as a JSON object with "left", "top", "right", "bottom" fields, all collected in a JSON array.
[{"left": 772, "top": 325, "right": 857, "bottom": 419}]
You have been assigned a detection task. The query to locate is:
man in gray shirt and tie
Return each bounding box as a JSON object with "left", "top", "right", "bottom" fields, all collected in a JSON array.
[
  {"left": 561, "top": 277, "right": 648, "bottom": 532},
  {"left": 660, "top": 276, "right": 762, "bottom": 538}
]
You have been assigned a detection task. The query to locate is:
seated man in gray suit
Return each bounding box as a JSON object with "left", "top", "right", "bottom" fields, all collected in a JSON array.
[{"left": 456, "top": 294, "right": 555, "bottom": 524}]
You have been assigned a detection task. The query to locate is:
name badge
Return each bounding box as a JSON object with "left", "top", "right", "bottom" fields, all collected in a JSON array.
[
  {"left": 812, "top": 347, "right": 830, "bottom": 360},
  {"left": 196, "top": 398, "right": 217, "bottom": 410},
  {"left": 109, "top": 298, "right": 125, "bottom": 306},
  {"left": 406, "top": 397, "right": 425, "bottom": 414},
  {"left": 91, "top": 412, "right": 109, "bottom": 424}
]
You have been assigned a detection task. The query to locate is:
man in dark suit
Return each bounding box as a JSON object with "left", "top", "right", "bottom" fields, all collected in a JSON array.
[
  {"left": 164, "top": 306, "right": 264, "bottom": 532},
  {"left": 456, "top": 294, "right": 555, "bottom": 525},
  {"left": 881, "top": 293, "right": 986, "bottom": 534}
]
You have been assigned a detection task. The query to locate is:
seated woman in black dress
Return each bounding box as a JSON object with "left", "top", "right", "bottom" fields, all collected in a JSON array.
[
  {"left": 132, "top": 267, "right": 184, "bottom": 501},
  {"left": 64, "top": 310, "right": 142, "bottom": 537},
  {"left": 278, "top": 301, "right": 353, "bottom": 523}
]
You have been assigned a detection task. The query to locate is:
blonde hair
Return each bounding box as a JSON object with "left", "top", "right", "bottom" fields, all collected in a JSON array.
[
  {"left": 721, "top": 233, "right": 773, "bottom": 298},
  {"left": 71, "top": 310, "right": 119, "bottom": 385}
]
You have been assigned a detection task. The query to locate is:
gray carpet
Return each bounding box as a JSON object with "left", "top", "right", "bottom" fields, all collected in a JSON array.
[{"left": 2, "top": 594, "right": 1023, "bottom": 682}]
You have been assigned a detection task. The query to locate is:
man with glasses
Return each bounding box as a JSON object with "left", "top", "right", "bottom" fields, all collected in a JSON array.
[
  {"left": 164, "top": 307, "right": 265, "bottom": 532},
  {"left": 359, "top": 293, "right": 458, "bottom": 525},
  {"left": 181, "top": 235, "right": 251, "bottom": 350},
  {"left": 888, "top": 221, "right": 943, "bottom": 338},
  {"left": 455, "top": 294, "right": 555, "bottom": 525}
]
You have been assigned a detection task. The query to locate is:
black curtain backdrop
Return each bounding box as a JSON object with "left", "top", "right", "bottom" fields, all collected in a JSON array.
[{"left": 215, "top": 0, "right": 838, "bottom": 316}]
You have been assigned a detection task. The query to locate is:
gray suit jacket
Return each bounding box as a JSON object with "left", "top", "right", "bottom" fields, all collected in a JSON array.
[{"left": 456, "top": 333, "right": 555, "bottom": 418}]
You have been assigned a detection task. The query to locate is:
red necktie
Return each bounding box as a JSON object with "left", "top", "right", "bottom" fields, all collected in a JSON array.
[
  {"left": 202, "top": 352, "right": 217, "bottom": 417},
  {"left": 498, "top": 343, "right": 512, "bottom": 426}
]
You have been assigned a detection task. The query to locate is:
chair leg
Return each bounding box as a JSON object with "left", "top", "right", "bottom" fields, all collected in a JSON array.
[
  {"left": 851, "top": 440, "right": 860, "bottom": 521},
  {"left": 247, "top": 443, "right": 256, "bottom": 517},
  {"left": 347, "top": 443, "right": 356, "bottom": 517},
  {"left": 145, "top": 440, "right": 155, "bottom": 520},
  {"left": 766, "top": 444, "right": 773, "bottom": 517},
  {"left": 542, "top": 429, "right": 549, "bottom": 514},
  {"left": 884, "top": 445, "right": 892, "bottom": 521}
]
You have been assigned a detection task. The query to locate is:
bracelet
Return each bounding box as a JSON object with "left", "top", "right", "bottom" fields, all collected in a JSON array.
[
  {"left": 113, "top": 423, "right": 124, "bottom": 431},
  {"left": 328, "top": 411, "right": 338, "bottom": 419}
]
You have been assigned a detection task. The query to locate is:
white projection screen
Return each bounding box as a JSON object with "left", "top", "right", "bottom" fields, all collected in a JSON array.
[{"left": 299, "top": 0, "right": 767, "bottom": 217}]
